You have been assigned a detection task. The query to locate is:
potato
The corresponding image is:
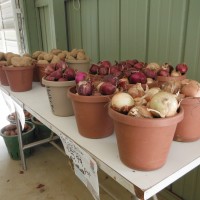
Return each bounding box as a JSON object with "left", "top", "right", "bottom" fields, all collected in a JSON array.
[
  {"left": 76, "top": 52, "right": 86, "bottom": 60},
  {"left": 11, "top": 56, "right": 33, "bottom": 67},
  {"left": 66, "top": 55, "right": 75, "bottom": 60},
  {"left": 0, "top": 52, "right": 5, "bottom": 60},
  {"left": 70, "top": 48, "right": 78, "bottom": 58},
  {"left": 77, "top": 49, "right": 85, "bottom": 54},
  {"left": 5, "top": 53, "right": 20, "bottom": 65},
  {"left": 37, "top": 53, "right": 46, "bottom": 60},
  {"left": 62, "top": 50, "right": 70, "bottom": 57},
  {"left": 51, "top": 55, "right": 60, "bottom": 63},
  {"left": 57, "top": 52, "right": 66, "bottom": 61},
  {"left": 32, "top": 51, "right": 43, "bottom": 59},
  {"left": 23, "top": 53, "right": 31, "bottom": 58},
  {"left": 50, "top": 48, "right": 62, "bottom": 55},
  {"left": 44, "top": 53, "right": 53, "bottom": 62},
  {"left": 37, "top": 60, "right": 49, "bottom": 64}
]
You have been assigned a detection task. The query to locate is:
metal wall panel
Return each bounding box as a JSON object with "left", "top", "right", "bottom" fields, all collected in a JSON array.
[{"left": 66, "top": 0, "right": 200, "bottom": 81}]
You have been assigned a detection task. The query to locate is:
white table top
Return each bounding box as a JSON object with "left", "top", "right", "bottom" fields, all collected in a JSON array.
[{"left": 1, "top": 82, "right": 200, "bottom": 200}]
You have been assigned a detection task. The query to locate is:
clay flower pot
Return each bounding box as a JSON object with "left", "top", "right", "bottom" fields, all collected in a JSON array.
[
  {"left": 42, "top": 78, "right": 75, "bottom": 117},
  {"left": 66, "top": 59, "right": 90, "bottom": 72},
  {"left": 68, "top": 86, "right": 114, "bottom": 139},
  {"left": 3, "top": 65, "right": 34, "bottom": 92},
  {"left": 174, "top": 97, "right": 200, "bottom": 142},
  {"left": 157, "top": 75, "right": 186, "bottom": 87},
  {"left": 108, "top": 107, "right": 184, "bottom": 171},
  {"left": 0, "top": 64, "right": 9, "bottom": 86},
  {"left": 36, "top": 63, "right": 55, "bottom": 86}
]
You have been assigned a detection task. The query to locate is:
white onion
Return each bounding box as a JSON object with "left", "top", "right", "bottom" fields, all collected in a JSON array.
[
  {"left": 111, "top": 92, "right": 134, "bottom": 113},
  {"left": 149, "top": 91, "right": 179, "bottom": 118},
  {"left": 181, "top": 80, "right": 200, "bottom": 97},
  {"left": 144, "top": 87, "right": 161, "bottom": 101}
]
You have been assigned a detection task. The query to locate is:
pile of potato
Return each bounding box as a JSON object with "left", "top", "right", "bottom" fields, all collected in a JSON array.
[
  {"left": 32, "top": 48, "right": 89, "bottom": 65},
  {"left": 0, "top": 48, "right": 89, "bottom": 67},
  {"left": 2, "top": 123, "right": 32, "bottom": 136},
  {"left": 0, "top": 52, "right": 33, "bottom": 67}
]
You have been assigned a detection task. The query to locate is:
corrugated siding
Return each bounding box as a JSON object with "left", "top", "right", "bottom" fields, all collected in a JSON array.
[
  {"left": 0, "top": 0, "right": 19, "bottom": 53},
  {"left": 65, "top": 0, "right": 200, "bottom": 81}
]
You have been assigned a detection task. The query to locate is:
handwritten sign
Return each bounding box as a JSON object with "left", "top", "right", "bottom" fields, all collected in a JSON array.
[{"left": 59, "top": 134, "right": 99, "bottom": 200}]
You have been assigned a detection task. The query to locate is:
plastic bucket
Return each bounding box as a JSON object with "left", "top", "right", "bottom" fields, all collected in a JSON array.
[{"left": 0, "top": 122, "right": 35, "bottom": 160}]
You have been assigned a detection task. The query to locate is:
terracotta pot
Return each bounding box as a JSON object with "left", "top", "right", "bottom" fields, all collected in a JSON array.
[
  {"left": 42, "top": 78, "right": 75, "bottom": 117},
  {"left": 68, "top": 86, "right": 114, "bottom": 138},
  {"left": 174, "top": 97, "right": 200, "bottom": 142},
  {"left": 3, "top": 65, "right": 34, "bottom": 92},
  {"left": 36, "top": 63, "right": 52, "bottom": 86},
  {"left": 0, "top": 65, "right": 9, "bottom": 86},
  {"left": 157, "top": 75, "right": 186, "bottom": 87},
  {"left": 33, "top": 63, "right": 40, "bottom": 82},
  {"left": 108, "top": 107, "right": 184, "bottom": 171},
  {"left": 66, "top": 59, "right": 90, "bottom": 72}
]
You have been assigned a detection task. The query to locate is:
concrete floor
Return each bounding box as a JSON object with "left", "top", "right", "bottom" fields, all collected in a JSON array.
[{"left": 0, "top": 92, "right": 165, "bottom": 200}]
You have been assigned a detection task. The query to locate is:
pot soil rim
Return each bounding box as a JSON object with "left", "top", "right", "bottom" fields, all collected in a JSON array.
[
  {"left": 68, "top": 86, "right": 113, "bottom": 103},
  {"left": 0, "top": 121, "right": 35, "bottom": 138},
  {"left": 181, "top": 97, "right": 200, "bottom": 104},
  {"left": 3, "top": 65, "right": 34, "bottom": 71},
  {"left": 42, "top": 77, "right": 75, "bottom": 87},
  {"left": 66, "top": 59, "right": 90, "bottom": 64},
  {"left": 108, "top": 106, "right": 184, "bottom": 127},
  {"left": 157, "top": 74, "right": 186, "bottom": 81}
]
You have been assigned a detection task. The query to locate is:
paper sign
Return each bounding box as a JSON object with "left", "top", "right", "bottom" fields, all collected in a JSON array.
[
  {"left": 13, "top": 101, "right": 25, "bottom": 130},
  {"left": 59, "top": 134, "right": 99, "bottom": 200},
  {"left": 0, "top": 90, "right": 15, "bottom": 113}
]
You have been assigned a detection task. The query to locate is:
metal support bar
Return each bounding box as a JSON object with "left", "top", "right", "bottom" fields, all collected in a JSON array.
[{"left": 16, "top": 112, "right": 27, "bottom": 170}]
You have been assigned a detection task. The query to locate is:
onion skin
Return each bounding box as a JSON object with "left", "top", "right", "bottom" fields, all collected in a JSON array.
[
  {"left": 128, "top": 105, "right": 153, "bottom": 118},
  {"left": 128, "top": 72, "right": 147, "bottom": 84},
  {"left": 77, "top": 81, "right": 93, "bottom": 96},
  {"left": 149, "top": 91, "right": 179, "bottom": 118},
  {"left": 157, "top": 69, "right": 169, "bottom": 77},
  {"left": 176, "top": 63, "right": 188, "bottom": 75},
  {"left": 181, "top": 80, "right": 200, "bottom": 97},
  {"left": 89, "top": 64, "right": 99, "bottom": 74},
  {"left": 99, "top": 82, "right": 116, "bottom": 95},
  {"left": 111, "top": 92, "right": 134, "bottom": 113}
]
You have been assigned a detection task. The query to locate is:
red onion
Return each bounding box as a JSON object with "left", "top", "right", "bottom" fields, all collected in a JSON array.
[
  {"left": 77, "top": 81, "right": 93, "bottom": 96},
  {"left": 111, "top": 92, "right": 134, "bottom": 113},
  {"left": 45, "top": 75, "right": 56, "bottom": 81},
  {"left": 99, "top": 82, "right": 116, "bottom": 95},
  {"left": 126, "top": 59, "right": 138, "bottom": 67},
  {"left": 98, "top": 65, "right": 109, "bottom": 75},
  {"left": 49, "top": 68, "right": 63, "bottom": 80},
  {"left": 75, "top": 72, "right": 87, "bottom": 83},
  {"left": 63, "top": 68, "right": 75, "bottom": 81},
  {"left": 55, "top": 61, "right": 67, "bottom": 70},
  {"left": 157, "top": 69, "right": 169, "bottom": 77},
  {"left": 89, "top": 64, "right": 99, "bottom": 74},
  {"left": 103, "top": 74, "right": 119, "bottom": 86},
  {"left": 143, "top": 68, "right": 157, "bottom": 79},
  {"left": 134, "top": 62, "right": 145, "bottom": 70},
  {"left": 161, "top": 63, "right": 174, "bottom": 73},
  {"left": 45, "top": 64, "right": 55, "bottom": 75},
  {"left": 58, "top": 77, "right": 68, "bottom": 81},
  {"left": 128, "top": 72, "right": 147, "bottom": 84},
  {"left": 109, "top": 66, "right": 123, "bottom": 77},
  {"left": 99, "top": 60, "right": 111, "bottom": 68},
  {"left": 118, "top": 77, "right": 129, "bottom": 91},
  {"left": 176, "top": 63, "right": 188, "bottom": 75}
]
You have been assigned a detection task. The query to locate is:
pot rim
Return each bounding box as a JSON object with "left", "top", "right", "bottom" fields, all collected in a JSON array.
[
  {"left": 181, "top": 97, "right": 200, "bottom": 104},
  {"left": 3, "top": 65, "right": 34, "bottom": 71},
  {"left": 0, "top": 121, "right": 35, "bottom": 138},
  {"left": 109, "top": 106, "right": 184, "bottom": 127},
  {"left": 157, "top": 74, "right": 186, "bottom": 81},
  {"left": 66, "top": 59, "right": 90, "bottom": 64},
  {"left": 42, "top": 77, "right": 75, "bottom": 87},
  {"left": 68, "top": 86, "right": 113, "bottom": 103}
]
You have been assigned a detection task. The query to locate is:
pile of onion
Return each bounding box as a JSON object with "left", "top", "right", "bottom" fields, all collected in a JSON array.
[
  {"left": 181, "top": 79, "right": 200, "bottom": 97},
  {"left": 110, "top": 86, "right": 180, "bottom": 118}
]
